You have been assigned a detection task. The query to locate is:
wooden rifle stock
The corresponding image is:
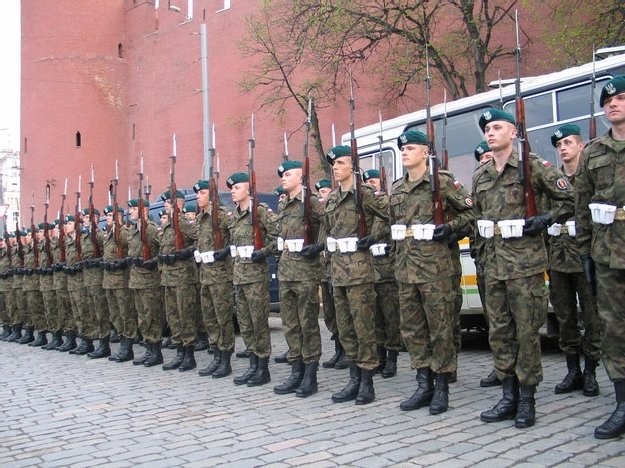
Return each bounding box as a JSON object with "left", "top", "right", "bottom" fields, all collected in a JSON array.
[
  {"left": 425, "top": 48, "right": 445, "bottom": 226},
  {"left": 209, "top": 175, "right": 224, "bottom": 250},
  {"left": 30, "top": 196, "right": 39, "bottom": 267},
  {"left": 89, "top": 182, "right": 101, "bottom": 258},
  {"left": 15, "top": 215, "right": 24, "bottom": 267},
  {"left": 4, "top": 215, "right": 13, "bottom": 268},
  {"left": 348, "top": 73, "right": 367, "bottom": 239},
  {"left": 302, "top": 96, "right": 313, "bottom": 246},
  {"left": 74, "top": 188, "right": 83, "bottom": 262},
  {"left": 248, "top": 115, "right": 264, "bottom": 250},
  {"left": 589, "top": 47, "right": 597, "bottom": 140},
  {"left": 44, "top": 185, "right": 53, "bottom": 267},
  {"left": 138, "top": 166, "right": 151, "bottom": 261},
  {"left": 59, "top": 193, "right": 67, "bottom": 263}
]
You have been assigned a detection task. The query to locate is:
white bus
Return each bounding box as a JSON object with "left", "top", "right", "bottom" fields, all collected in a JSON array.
[{"left": 342, "top": 49, "right": 625, "bottom": 333}]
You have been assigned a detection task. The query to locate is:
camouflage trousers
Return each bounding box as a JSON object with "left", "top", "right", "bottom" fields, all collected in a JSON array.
[
  {"left": 398, "top": 278, "right": 456, "bottom": 373},
  {"left": 596, "top": 264, "right": 625, "bottom": 381},
  {"left": 133, "top": 287, "right": 164, "bottom": 344},
  {"left": 163, "top": 285, "right": 198, "bottom": 346},
  {"left": 550, "top": 270, "right": 601, "bottom": 360},
  {"left": 485, "top": 273, "right": 547, "bottom": 386},
  {"left": 55, "top": 289, "right": 73, "bottom": 333},
  {"left": 26, "top": 290, "right": 45, "bottom": 331},
  {"left": 6, "top": 289, "right": 18, "bottom": 325},
  {"left": 86, "top": 284, "right": 110, "bottom": 339},
  {"left": 451, "top": 272, "right": 463, "bottom": 353},
  {"left": 374, "top": 280, "right": 401, "bottom": 351},
  {"left": 15, "top": 289, "right": 29, "bottom": 327},
  {"left": 106, "top": 288, "right": 137, "bottom": 340},
  {"left": 234, "top": 281, "right": 271, "bottom": 359},
  {"left": 333, "top": 283, "right": 378, "bottom": 371},
  {"left": 321, "top": 280, "right": 338, "bottom": 339},
  {"left": 69, "top": 288, "right": 92, "bottom": 338},
  {"left": 280, "top": 280, "right": 322, "bottom": 364},
  {"left": 41, "top": 290, "right": 59, "bottom": 332},
  {"left": 200, "top": 282, "right": 234, "bottom": 352},
  {"left": 0, "top": 291, "right": 7, "bottom": 325}
]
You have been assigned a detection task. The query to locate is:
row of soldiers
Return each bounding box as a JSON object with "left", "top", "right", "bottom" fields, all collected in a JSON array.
[{"left": 1, "top": 75, "right": 624, "bottom": 440}]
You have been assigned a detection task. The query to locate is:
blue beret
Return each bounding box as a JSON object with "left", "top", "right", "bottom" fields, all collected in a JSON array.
[
  {"left": 326, "top": 145, "right": 351, "bottom": 165},
  {"left": 363, "top": 169, "right": 380, "bottom": 182},
  {"left": 600, "top": 75, "right": 625, "bottom": 107},
  {"left": 397, "top": 130, "right": 428, "bottom": 148},
  {"left": 277, "top": 160, "right": 303, "bottom": 177},
  {"left": 226, "top": 172, "right": 249, "bottom": 189},
  {"left": 478, "top": 108, "right": 515, "bottom": 132},
  {"left": 193, "top": 180, "right": 209, "bottom": 192},
  {"left": 474, "top": 141, "right": 492, "bottom": 162},
  {"left": 551, "top": 124, "right": 581, "bottom": 147}
]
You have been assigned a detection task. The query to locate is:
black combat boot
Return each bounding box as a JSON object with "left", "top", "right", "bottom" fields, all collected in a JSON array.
[
  {"left": 583, "top": 355, "right": 600, "bottom": 397},
  {"left": 74, "top": 338, "right": 94, "bottom": 355},
  {"left": 234, "top": 354, "right": 258, "bottom": 385},
  {"left": 212, "top": 350, "right": 232, "bottom": 378},
  {"left": 88, "top": 337, "right": 111, "bottom": 359},
  {"left": 236, "top": 347, "right": 253, "bottom": 358},
  {"left": 296, "top": 361, "right": 318, "bottom": 398},
  {"left": 162, "top": 344, "right": 185, "bottom": 370},
  {"left": 247, "top": 356, "right": 271, "bottom": 386},
  {"left": 116, "top": 337, "right": 134, "bottom": 362},
  {"left": 194, "top": 332, "right": 209, "bottom": 351},
  {"left": 108, "top": 337, "right": 127, "bottom": 361},
  {"left": 430, "top": 372, "right": 450, "bottom": 414},
  {"left": 481, "top": 376, "right": 519, "bottom": 422},
  {"left": 373, "top": 346, "right": 387, "bottom": 375},
  {"left": 382, "top": 350, "right": 398, "bottom": 378},
  {"left": 109, "top": 329, "right": 120, "bottom": 343},
  {"left": 6, "top": 324, "right": 22, "bottom": 342},
  {"left": 332, "top": 362, "right": 362, "bottom": 403},
  {"left": 400, "top": 367, "right": 434, "bottom": 411},
  {"left": 515, "top": 385, "right": 536, "bottom": 428},
  {"left": 334, "top": 348, "right": 349, "bottom": 370},
  {"left": 322, "top": 338, "right": 344, "bottom": 369},
  {"left": 178, "top": 345, "right": 197, "bottom": 372},
  {"left": 57, "top": 331, "right": 77, "bottom": 352},
  {"left": 144, "top": 342, "right": 164, "bottom": 367},
  {"left": 274, "top": 359, "right": 304, "bottom": 394},
  {"left": 29, "top": 331, "right": 48, "bottom": 347},
  {"left": 595, "top": 381, "right": 625, "bottom": 439},
  {"left": 0, "top": 324, "right": 12, "bottom": 340},
  {"left": 18, "top": 326, "right": 35, "bottom": 344},
  {"left": 274, "top": 350, "right": 289, "bottom": 364},
  {"left": 69, "top": 337, "right": 86, "bottom": 354},
  {"left": 480, "top": 369, "right": 501, "bottom": 387},
  {"left": 554, "top": 354, "right": 583, "bottom": 394},
  {"left": 161, "top": 336, "right": 172, "bottom": 349},
  {"left": 44, "top": 331, "right": 63, "bottom": 350},
  {"left": 198, "top": 349, "right": 222, "bottom": 377},
  {"left": 132, "top": 342, "right": 152, "bottom": 365},
  {"left": 355, "top": 369, "right": 375, "bottom": 405}
]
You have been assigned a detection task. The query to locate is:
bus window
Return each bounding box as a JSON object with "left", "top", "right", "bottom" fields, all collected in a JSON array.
[
  {"left": 556, "top": 79, "right": 607, "bottom": 121},
  {"left": 504, "top": 92, "right": 553, "bottom": 128},
  {"left": 360, "top": 149, "right": 396, "bottom": 192}
]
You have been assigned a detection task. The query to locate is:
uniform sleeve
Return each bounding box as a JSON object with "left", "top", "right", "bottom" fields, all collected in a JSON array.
[
  {"left": 574, "top": 149, "right": 594, "bottom": 255},
  {"left": 259, "top": 205, "right": 279, "bottom": 255},
  {"left": 441, "top": 174, "right": 474, "bottom": 235},
  {"left": 363, "top": 187, "right": 390, "bottom": 228},
  {"left": 532, "top": 159, "right": 575, "bottom": 224}
]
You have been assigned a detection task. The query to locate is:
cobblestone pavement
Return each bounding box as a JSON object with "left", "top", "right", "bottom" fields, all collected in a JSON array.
[{"left": 1, "top": 318, "right": 625, "bottom": 468}]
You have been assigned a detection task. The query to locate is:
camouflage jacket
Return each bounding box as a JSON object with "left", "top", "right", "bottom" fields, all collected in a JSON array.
[
  {"left": 81, "top": 228, "right": 104, "bottom": 287},
  {"left": 472, "top": 150, "right": 574, "bottom": 281},
  {"left": 391, "top": 170, "right": 473, "bottom": 284},
  {"left": 229, "top": 203, "right": 278, "bottom": 286},
  {"left": 38, "top": 241, "right": 54, "bottom": 291},
  {"left": 0, "top": 247, "right": 12, "bottom": 292},
  {"left": 65, "top": 235, "right": 84, "bottom": 291},
  {"left": 195, "top": 208, "right": 232, "bottom": 286},
  {"left": 369, "top": 194, "right": 395, "bottom": 283},
  {"left": 276, "top": 192, "right": 324, "bottom": 283},
  {"left": 11, "top": 245, "right": 23, "bottom": 290},
  {"left": 323, "top": 184, "right": 389, "bottom": 287},
  {"left": 576, "top": 132, "right": 625, "bottom": 269},
  {"left": 127, "top": 220, "right": 161, "bottom": 289},
  {"left": 159, "top": 214, "right": 198, "bottom": 287},
  {"left": 102, "top": 225, "right": 129, "bottom": 290},
  {"left": 21, "top": 244, "right": 39, "bottom": 291},
  {"left": 51, "top": 238, "right": 67, "bottom": 291}
]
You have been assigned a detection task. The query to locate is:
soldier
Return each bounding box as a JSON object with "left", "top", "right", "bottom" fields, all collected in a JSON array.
[
  {"left": 193, "top": 180, "right": 235, "bottom": 378},
  {"left": 576, "top": 75, "right": 625, "bottom": 439},
  {"left": 0, "top": 236, "right": 11, "bottom": 340},
  {"left": 36, "top": 223, "right": 60, "bottom": 349},
  {"left": 127, "top": 198, "right": 164, "bottom": 367},
  {"left": 323, "top": 145, "right": 389, "bottom": 405},
  {"left": 272, "top": 160, "right": 324, "bottom": 397},
  {"left": 158, "top": 190, "right": 199, "bottom": 372},
  {"left": 390, "top": 131, "right": 472, "bottom": 414},
  {"left": 274, "top": 185, "right": 287, "bottom": 203},
  {"left": 548, "top": 124, "right": 601, "bottom": 397},
  {"left": 52, "top": 220, "right": 76, "bottom": 352},
  {"left": 227, "top": 172, "right": 278, "bottom": 387},
  {"left": 19, "top": 229, "right": 41, "bottom": 345},
  {"left": 5, "top": 233, "right": 23, "bottom": 342},
  {"left": 272, "top": 183, "right": 290, "bottom": 365},
  {"left": 473, "top": 108, "right": 574, "bottom": 428},
  {"left": 362, "top": 169, "right": 401, "bottom": 378}
]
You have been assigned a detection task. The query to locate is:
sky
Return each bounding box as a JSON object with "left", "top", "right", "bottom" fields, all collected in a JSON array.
[{"left": 0, "top": 1, "right": 20, "bottom": 150}]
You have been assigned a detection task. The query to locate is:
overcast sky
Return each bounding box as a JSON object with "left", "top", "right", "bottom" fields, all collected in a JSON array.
[{"left": 0, "top": 1, "right": 20, "bottom": 150}]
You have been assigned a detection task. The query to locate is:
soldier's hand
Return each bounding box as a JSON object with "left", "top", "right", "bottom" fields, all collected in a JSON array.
[
  {"left": 581, "top": 254, "right": 597, "bottom": 295},
  {"left": 300, "top": 243, "right": 324, "bottom": 260},
  {"left": 251, "top": 250, "right": 266, "bottom": 263},
  {"left": 214, "top": 248, "right": 230, "bottom": 261},
  {"left": 432, "top": 224, "right": 452, "bottom": 241},
  {"left": 523, "top": 214, "right": 552, "bottom": 236},
  {"left": 356, "top": 235, "right": 376, "bottom": 251}
]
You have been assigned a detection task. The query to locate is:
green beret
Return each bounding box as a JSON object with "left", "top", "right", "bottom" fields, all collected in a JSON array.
[
  {"left": 274, "top": 185, "right": 285, "bottom": 196},
  {"left": 226, "top": 172, "right": 249, "bottom": 189},
  {"left": 82, "top": 207, "right": 100, "bottom": 216},
  {"left": 37, "top": 222, "right": 55, "bottom": 230},
  {"left": 397, "top": 130, "right": 428, "bottom": 148},
  {"left": 103, "top": 205, "right": 124, "bottom": 215},
  {"left": 160, "top": 190, "right": 185, "bottom": 201},
  {"left": 474, "top": 141, "right": 492, "bottom": 162},
  {"left": 551, "top": 124, "right": 581, "bottom": 147},
  {"left": 7, "top": 232, "right": 15, "bottom": 238},
  {"left": 193, "top": 180, "right": 209, "bottom": 192},
  {"left": 54, "top": 219, "right": 60, "bottom": 225},
  {"left": 326, "top": 145, "right": 351, "bottom": 165},
  {"left": 25, "top": 228, "right": 32, "bottom": 234},
  {"left": 277, "top": 160, "right": 302, "bottom": 177},
  {"left": 600, "top": 75, "right": 625, "bottom": 107},
  {"left": 478, "top": 108, "right": 515, "bottom": 132},
  {"left": 183, "top": 203, "right": 197, "bottom": 213},
  {"left": 158, "top": 210, "right": 167, "bottom": 218},
  {"left": 363, "top": 169, "right": 380, "bottom": 181},
  {"left": 127, "top": 199, "right": 150, "bottom": 208},
  {"left": 315, "top": 179, "right": 331, "bottom": 191},
  {"left": 65, "top": 215, "right": 76, "bottom": 222}
]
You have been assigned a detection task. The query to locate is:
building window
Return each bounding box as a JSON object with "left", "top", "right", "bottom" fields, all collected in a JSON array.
[
  {"left": 75, "top": 131, "right": 81, "bottom": 148},
  {"left": 23, "top": 137, "right": 27, "bottom": 153},
  {"left": 132, "top": 123, "right": 136, "bottom": 140},
  {"left": 217, "top": 0, "right": 230, "bottom": 12},
  {"left": 118, "top": 43, "right": 124, "bottom": 58}
]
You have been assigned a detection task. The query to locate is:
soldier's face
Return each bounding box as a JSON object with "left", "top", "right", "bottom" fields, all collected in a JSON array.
[
  {"left": 129, "top": 206, "right": 139, "bottom": 221},
  {"left": 366, "top": 177, "right": 381, "bottom": 191},
  {"left": 36, "top": 230, "right": 44, "bottom": 241},
  {"left": 160, "top": 215, "right": 169, "bottom": 226},
  {"left": 318, "top": 187, "right": 332, "bottom": 200},
  {"left": 230, "top": 183, "right": 249, "bottom": 204},
  {"left": 53, "top": 226, "right": 59, "bottom": 238},
  {"left": 106, "top": 213, "right": 114, "bottom": 226},
  {"left": 184, "top": 211, "right": 196, "bottom": 221},
  {"left": 196, "top": 189, "right": 209, "bottom": 209},
  {"left": 479, "top": 151, "right": 494, "bottom": 165},
  {"left": 281, "top": 168, "right": 302, "bottom": 193},
  {"left": 556, "top": 136, "right": 584, "bottom": 165},
  {"left": 484, "top": 121, "right": 516, "bottom": 151},
  {"left": 65, "top": 222, "right": 75, "bottom": 234},
  {"left": 603, "top": 92, "right": 625, "bottom": 125},
  {"left": 401, "top": 144, "right": 428, "bottom": 170},
  {"left": 332, "top": 157, "right": 352, "bottom": 183}
]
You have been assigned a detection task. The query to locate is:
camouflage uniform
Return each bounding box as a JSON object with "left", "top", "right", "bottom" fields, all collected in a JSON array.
[
  {"left": 52, "top": 237, "right": 71, "bottom": 335},
  {"left": 229, "top": 203, "right": 278, "bottom": 359},
  {"left": 22, "top": 242, "right": 45, "bottom": 335},
  {"left": 0, "top": 245, "right": 11, "bottom": 332},
  {"left": 65, "top": 234, "right": 88, "bottom": 338},
  {"left": 82, "top": 227, "right": 107, "bottom": 340},
  {"left": 7, "top": 244, "right": 20, "bottom": 330},
  {"left": 472, "top": 151, "right": 574, "bottom": 386},
  {"left": 391, "top": 171, "right": 472, "bottom": 374},
  {"left": 38, "top": 239, "right": 58, "bottom": 335}
]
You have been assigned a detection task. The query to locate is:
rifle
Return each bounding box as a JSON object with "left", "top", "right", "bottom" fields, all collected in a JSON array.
[
  {"left": 44, "top": 183, "right": 53, "bottom": 267},
  {"left": 74, "top": 175, "right": 83, "bottom": 261},
  {"left": 248, "top": 115, "right": 264, "bottom": 250},
  {"left": 138, "top": 154, "right": 152, "bottom": 261},
  {"left": 89, "top": 163, "right": 102, "bottom": 258},
  {"left": 112, "top": 160, "right": 124, "bottom": 258},
  {"left": 589, "top": 46, "right": 597, "bottom": 140},
  {"left": 514, "top": 10, "right": 537, "bottom": 218},
  {"left": 170, "top": 134, "right": 185, "bottom": 250},
  {"left": 348, "top": 71, "right": 367, "bottom": 238},
  {"left": 302, "top": 96, "right": 313, "bottom": 246},
  {"left": 30, "top": 193, "right": 39, "bottom": 267},
  {"left": 209, "top": 127, "right": 224, "bottom": 250},
  {"left": 425, "top": 46, "right": 445, "bottom": 225},
  {"left": 3, "top": 214, "right": 12, "bottom": 268},
  {"left": 15, "top": 211, "right": 24, "bottom": 268},
  {"left": 59, "top": 178, "right": 67, "bottom": 263},
  {"left": 377, "top": 110, "right": 388, "bottom": 194},
  {"left": 441, "top": 90, "right": 449, "bottom": 171}
]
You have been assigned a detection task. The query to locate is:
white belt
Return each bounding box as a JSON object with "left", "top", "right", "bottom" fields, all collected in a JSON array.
[
  {"left": 194, "top": 249, "right": 216, "bottom": 264},
  {"left": 477, "top": 219, "right": 525, "bottom": 239},
  {"left": 370, "top": 243, "right": 388, "bottom": 256},
  {"left": 589, "top": 204, "right": 625, "bottom": 225},
  {"left": 230, "top": 245, "right": 254, "bottom": 259},
  {"left": 547, "top": 221, "right": 576, "bottom": 237},
  {"left": 326, "top": 237, "right": 358, "bottom": 253},
  {"left": 391, "top": 224, "right": 436, "bottom": 241},
  {"left": 277, "top": 237, "right": 304, "bottom": 252}
]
